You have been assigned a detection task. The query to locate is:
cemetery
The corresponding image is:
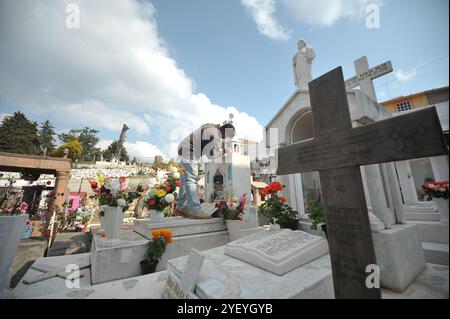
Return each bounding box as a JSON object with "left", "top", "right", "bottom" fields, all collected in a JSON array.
[{"left": 0, "top": 1, "right": 448, "bottom": 302}]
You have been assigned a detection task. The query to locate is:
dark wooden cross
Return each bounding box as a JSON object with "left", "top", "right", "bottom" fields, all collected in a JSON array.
[{"left": 277, "top": 67, "right": 448, "bottom": 299}]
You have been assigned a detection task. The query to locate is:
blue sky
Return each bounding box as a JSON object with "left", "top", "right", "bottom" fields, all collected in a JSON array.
[{"left": 0, "top": 0, "right": 448, "bottom": 160}]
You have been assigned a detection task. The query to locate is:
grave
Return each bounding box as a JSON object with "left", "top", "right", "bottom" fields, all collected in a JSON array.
[
  {"left": 165, "top": 231, "right": 334, "bottom": 299},
  {"left": 276, "top": 66, "right": 448, "bottom": 298},
  {"left": 225, "top": 229, "right": 329, "bottom": 275}
]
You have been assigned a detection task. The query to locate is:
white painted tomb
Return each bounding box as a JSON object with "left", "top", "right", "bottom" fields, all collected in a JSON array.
[
  {"left": 166, "top": 245, "right": 334, "bottom": 299},
  {"left": 204, "top": 138, "right": 251, "bottom": 203},
  {"left": 225, "top": 229, "right": 329, "bottom": 275},
  {"left": 134, "top": 217, "right": 227, "bottom": 238}
]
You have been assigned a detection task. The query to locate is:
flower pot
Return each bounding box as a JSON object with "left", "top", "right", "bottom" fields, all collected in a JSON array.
[
  {"left": 434, "top": 198, "right": 449, "bottom": 224},
  {"left": 31, "top": 221, "right": 43, "bottom": 237},
  {"left": 0, "top": 214, "right": 29, "bottom": 290},
  {"left": 140, "top": 260, "right": 157, "bottom": 275},
  {"left": 226, "top": 219, "right": 242, "bottom": 242},
  {"left": 279, "top": 219, "right": 299, "bottom": 230},
  {"left": 149, "top": 210, "right": 165, "bottom": 223},
  {"left": 22, "top": 223, "right": 32, "bottom": 239},
  {"left": 82, "top": 224, "right": 87, "bottom": 233},
  {"left": 320, "top": 224, "right": 328, "bottom": 239},
  {"left": 102, "top": 206, "right": 124, "bottom": 239}
]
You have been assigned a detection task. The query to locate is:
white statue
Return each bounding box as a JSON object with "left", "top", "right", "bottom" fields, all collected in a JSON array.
[{"left": 292, "top": 39, "right": 315, "bottom": 90}]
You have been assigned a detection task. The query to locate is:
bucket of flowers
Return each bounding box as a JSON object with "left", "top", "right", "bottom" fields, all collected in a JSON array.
[
  {"left": 423, "top": 180, "right": 449, "bottom": 223},
  {"left": 215, "top": 194, "right": 246, "bottom": 241},
  {"left": 89, "top": 175, "right": 140, "bottom": 239},
  {"left": 140, "top": 228, "right": 173, "bottom": 274},
  {"left": 259, "top": 181, "right": 299, "bottom": 230},
  {"left": 143, "top": 167, "right": 181, "bottom": 223}
]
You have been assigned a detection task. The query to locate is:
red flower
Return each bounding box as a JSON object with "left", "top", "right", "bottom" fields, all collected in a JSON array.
[
  {"left": 89, "top": 180, "right": 98, "bottom": 189},
  {"left": 269, "top": 181, "right": 283, "bottom": 192},
  {"left": 46, "top": 180, "right": 52, "bottom": 185},
  {"left": 175, "top": 181, "right": 181, "bottom": 187},
  {"left": 149, "top": 199, "right": 155, "bottom": 206},
  {"left": 279, "top": 196, "right": 286, "bottom": 203},
  {"left": 119, "top": 176, "right": 126, "bottom": 182},
  {"left": 165, "top": 186, "right": 171, "bottom": 192}
]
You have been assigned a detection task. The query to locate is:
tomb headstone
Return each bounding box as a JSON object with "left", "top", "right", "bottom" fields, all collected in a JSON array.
[
  {"left": 225, "top": 229, "right": 328, "bottom": 275},
  {"left": 277, "top": 67, "right": 447, "bottom": 298},
  {"left": 163, "top": 248, "right": 204, "bottom": 299}
]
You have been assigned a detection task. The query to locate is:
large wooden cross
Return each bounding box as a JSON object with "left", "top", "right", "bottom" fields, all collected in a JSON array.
[{"left": 277, "top": 67, "right": 448, "bottom": 299}]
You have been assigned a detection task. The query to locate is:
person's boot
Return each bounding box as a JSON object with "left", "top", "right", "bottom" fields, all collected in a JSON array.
[{"left": 175, "top": 207, "right": 189, "bottom": 217}]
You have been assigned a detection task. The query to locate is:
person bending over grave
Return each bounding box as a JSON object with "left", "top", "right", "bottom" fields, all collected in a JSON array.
[{"left": 176, "top": 122, "right": 235, "bottom": 218}]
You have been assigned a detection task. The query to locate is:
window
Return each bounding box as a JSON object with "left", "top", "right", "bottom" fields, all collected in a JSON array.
[{"left": 396, "top": 101, "right": 412, "bottom": 112}]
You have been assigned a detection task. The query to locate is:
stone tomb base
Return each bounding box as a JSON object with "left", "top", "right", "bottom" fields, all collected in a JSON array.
[
  {"left": 91, "top": 217, "right": 230, "bottom": 284},
  {"left": 373, "top": 223, "right": 426, "bottom": 292},
  {"left": 166, "top": 246, "right": 334, "bottom": 299}
]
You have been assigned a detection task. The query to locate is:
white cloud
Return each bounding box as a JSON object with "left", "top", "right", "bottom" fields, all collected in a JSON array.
[
  {"left": 0, "top": 0, "right": 264, "bottom": 157},
  {"left": 0, "top": 113, "right": 10, "bottom": 123},
  {"left": 241, "top": 0, "right": 291, "bottom": 40},
  {"left": 282, "top": 0, "right": 383, "bottom": 27},
  {"left": 124, "top": 141, "right": 166, "bottom": 160},
  {"left": 242, "top": 0, "right": 384, "bottom": 38},
  {"left": 96, "top": 139, "right": 113, "bottom": 151},
  {"left": 97, "top": 139, "right": 165, "bottom": 161},
  {"left": 394, "top": 68, "right": 417, "bottom": 82}
]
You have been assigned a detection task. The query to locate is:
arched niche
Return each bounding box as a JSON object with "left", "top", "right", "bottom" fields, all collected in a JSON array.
[{"left": 288, "top": 108, "right": 322, "bottom": 214}]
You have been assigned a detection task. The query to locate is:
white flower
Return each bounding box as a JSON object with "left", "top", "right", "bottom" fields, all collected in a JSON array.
[
  {"left": 106, "top": 180, "right": 121, "bottom": 195},
  {"left": 171, "top": 167, "right": 178, "bottom": 174},
  {"left": 172, "top": 172, "right": 180, "bottom": 180},
  {"left": 164, "top": 193, "right": 175, "bottom": 203},
  {"left": 117, "top": 199, "right": 127, "bottom": 207}
]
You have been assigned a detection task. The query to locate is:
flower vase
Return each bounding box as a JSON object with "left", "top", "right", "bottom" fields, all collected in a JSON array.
[
  {"left": 434, "top": 198, "right": 449, "bottom": 224},
  {"left": 0, "top": 214, "right": 29, "bottom": 290},
  {"left": 226, "top": 219, "right": 242, "bottom": 242},
  {"left": 102, "top": 206, "right": 124, "bottom": 239},
  {"left": 140, "top": 260, "right": 157, "bottom": 275},
  {"left": 149, "top": 210, "right": 165, "bottom": 223}
]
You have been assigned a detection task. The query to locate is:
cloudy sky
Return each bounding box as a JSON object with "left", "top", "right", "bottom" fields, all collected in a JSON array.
[{"left": 0, "top": 0, "right": 448, "bottom": 160}]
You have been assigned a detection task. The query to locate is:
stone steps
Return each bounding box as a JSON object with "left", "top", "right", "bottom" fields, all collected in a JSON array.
[
  {"left": 406, "top": 212, "right": 441, "bottom": 222},
  {"left": 412, "top": 221, "right": 449, "bottom": 244},
  {"left": 423, "top": 242, "right": 449, "bottom": 266}
]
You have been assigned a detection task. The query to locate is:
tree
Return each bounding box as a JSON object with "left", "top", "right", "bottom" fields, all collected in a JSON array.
[
  {"left": 58, "top": 127, "right": 100, "bottom": 161},
  {"left": 102, "top": 140, "right": 129, "bottom": 162},
  {"left": 52, "top": 139, "right": 83, "bottom": 161},
  {"left": 0, "top": 111, "right": 39, "bottom": 154},
  {"left": 38, "top": 120, "right": 56, "bottom": 155}
]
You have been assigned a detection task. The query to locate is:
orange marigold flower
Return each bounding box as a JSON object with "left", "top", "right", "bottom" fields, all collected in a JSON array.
[
  {"left": 178, "top": 166, "right": 185, "bottom": 173},
  {"left": 166, "top": 237, "right": 173, "bottom": 244},
  {"left": 151, "top": 230, "right": 161, "bottom": 239}
]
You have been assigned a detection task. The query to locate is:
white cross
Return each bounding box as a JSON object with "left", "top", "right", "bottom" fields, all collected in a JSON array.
[{"left": 345, "top": 56, "right": 393, "bottom": 102}]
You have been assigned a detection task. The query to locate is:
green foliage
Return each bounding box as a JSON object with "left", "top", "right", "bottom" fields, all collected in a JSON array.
[
  {"left": 58, "top": 127, "right": 100, "bottom": 161},
  {"left": 259, "top": 194, "right": 298, "bottom": 226},
  {"left": 307, "top": 198, "right": 326, "bottom": 230},
  {"left": 52, "top": 139, "right": 83, "bottom": 160},
  {"left": 38, "top": 120, "right": 56, "bottom": 155},
  {"left": 145, "top": 236, "right": 167, "bottom": 265},
  {"left": 0, "top": 111, "right": 39, "bottom": 154},
  {"left": 102, "top": 140, "right": 129, "bottom": 162}
]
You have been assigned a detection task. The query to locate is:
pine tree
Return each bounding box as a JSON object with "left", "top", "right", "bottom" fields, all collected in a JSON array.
[
  {"left": 0, "top": 112, "right": 39, "bottom": 154},
  {"left": 38, "top": 120, "right": 56, "bottom": 156},
  {"left": 102, "top": 140, "right": 129, "bottom": 162}
]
